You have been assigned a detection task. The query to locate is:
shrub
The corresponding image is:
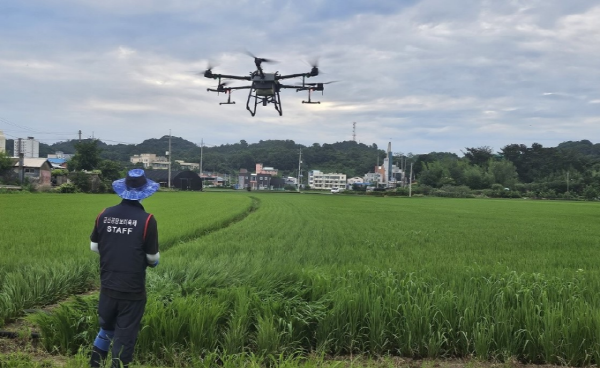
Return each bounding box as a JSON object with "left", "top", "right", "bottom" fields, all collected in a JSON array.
[
  {"left": 55, "top": 183, "right": 78, "bottom": 193},
  {"left": 583, "top": 186, "right": 598, "bottom": 201}
]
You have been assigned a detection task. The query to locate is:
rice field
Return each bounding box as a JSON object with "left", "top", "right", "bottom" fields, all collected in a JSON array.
[
  {"left": 2, "top": 192, "right": 600, "bottom": 367},
  {"left": 0, "top": 192, "right": 254, "bottom": 327}
]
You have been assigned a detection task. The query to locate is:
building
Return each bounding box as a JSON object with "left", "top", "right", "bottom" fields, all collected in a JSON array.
[
  {"left": 308, "top": 170, "right": 347, "bottom": 190},
  {"left": 256, "top": 163, "right": 278, "bottom": 176},
  {"left": 47, "top": 158, "right": 68, "bottom": 170},
  {"left": 12, "top": 158, "right": 52, "bottom": 186},
  {"left": 47, "top": 151, "right": 74, "bottom": 160},
  {"left": 175, "top": 160, "right": 200, "bottom": 171},
  {"left": 130, "top": 153, "right": 169, "bottom": 169},
  {"left": 251, "top": 173, "right": 272, "bottom": 190},
  {"left": 238, "top": 165, "right": 280, "bottom": 190},
  {"left": 144, "top": 170, "right": 203, "bottom": 190},
  {"left": 364, "top": 172, "right": 383, "bottom": 186},
  {"left": 13, "top": 137, "right": 39, "bottom": 158},
  {"left": 380, "top": 141, "right": 403, "bottom": 187},
  {"left": 0, "top": 130, "right": 5, "bottom": 153},
  {"left": 347, "top": 176, "right": 365, "bottom": 189},
  {"left": 285, "top": 177, "right": 298, "bottom": 186},
  {"left": 238, "top": 169, "right": 251, "bottom": 189}
]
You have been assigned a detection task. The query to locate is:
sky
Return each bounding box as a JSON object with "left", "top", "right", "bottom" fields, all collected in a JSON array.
[{"left": 1, "top": 0, "right": 599, "bottom": 156}]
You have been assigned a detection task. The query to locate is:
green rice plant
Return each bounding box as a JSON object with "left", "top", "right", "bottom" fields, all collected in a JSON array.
[
  {"left": 28, "top": 295, "right": 99, "bottom": 355},
  {"left": 0, "top": 192, "right": 252, "bottom": 326},
  {"left": 221, "top": 287, "right": 255, "bottom": 354},
  {"left": 10, "top": 193, "right": 600, "bottom": 366}
]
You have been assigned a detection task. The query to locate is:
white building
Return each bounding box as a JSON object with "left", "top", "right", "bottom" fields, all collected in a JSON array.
[
  {"left": 175, "top": 160, "right": 199, "bottom": 171},
  {"left": 0, "top": 130, "right": 5, "bottom": 153},
  {"left": 347, "top": 177, "right": 364, "bottom": 188},
  {"left": 308, "top": 170, "right": 347, "bottom": 190},
  {"left": 130, "top": 153, "right": 169, "bottom": 169},
  {"left": 47, "top": 151, "right": 74, "bottom": 160},
  {"left": 13, "top": 137, "right": 39, "bottom": 158},
  {"left": 364, "top": 172, "right": 383, "bottom": 186}
]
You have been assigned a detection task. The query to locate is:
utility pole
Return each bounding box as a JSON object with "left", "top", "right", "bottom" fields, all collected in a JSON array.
[
  {"left": 200, "top": 138, "right": 203, "bottom": 176},
  {"left": 18, "top": 138, "right": 24, "bottom": 184},
  {"left": 167, "top": 130, "right": 172, "bottom": 188},
  {"left": 297, "top": 148, "right": 302, "bottom": 192},
  {"left": 409, "top": 163, "right": 413, "bottom": 197},
  {"left": 567, "top": 171, "right": 570, "bottom": 193}
]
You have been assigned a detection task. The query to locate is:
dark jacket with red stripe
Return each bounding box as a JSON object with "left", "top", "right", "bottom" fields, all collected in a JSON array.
[{"left": 90, "top": 200, "right": 158, "bottom": 296}]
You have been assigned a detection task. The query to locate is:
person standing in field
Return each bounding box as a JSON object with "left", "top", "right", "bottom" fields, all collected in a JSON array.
[{"left": 89, "top": 169, "right": 160, "bottom": 368}]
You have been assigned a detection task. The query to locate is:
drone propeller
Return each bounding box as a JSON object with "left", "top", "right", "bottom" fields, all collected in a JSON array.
[
  {"left": 304, "top": 56, "right": 320, "bottom": 76},
  {"left": 244, "top": 50, "right": 277, "bottom": 64}
]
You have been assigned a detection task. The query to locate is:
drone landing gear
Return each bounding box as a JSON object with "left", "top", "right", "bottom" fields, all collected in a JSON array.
[
  {"left": 301, "top": 88, "right": 320, "bottom": 104},
  {"left": 219, "top": 91, "right": 235, "bottom": 105},
  {"left": 246, "top": 89, "right": 283, "bottom": 116}
]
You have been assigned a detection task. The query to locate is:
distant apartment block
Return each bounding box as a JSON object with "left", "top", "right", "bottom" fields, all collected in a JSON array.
[
  {"left": 130, "top": 153, "right": 169, "bottom": 169},
  {"left": 308, "top": 170, "right": 347, "bottom": 190},
  {"left": 13, "top": 137, "right": 39, "bottom": 158},
  {"left": 0, "top": 130, "right": 5, "bottom": 153},
  {"left": 175, "top": 160, "right": 199, "bottom": 171}
]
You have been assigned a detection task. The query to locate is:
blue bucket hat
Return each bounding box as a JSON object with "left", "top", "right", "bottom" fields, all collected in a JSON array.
[{"left": 112, "top": 169, "right": 160, "bottom": 200}]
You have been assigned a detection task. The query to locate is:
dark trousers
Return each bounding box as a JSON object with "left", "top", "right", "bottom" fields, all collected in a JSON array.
[{"left": 98, "top": 292, "right": 146, "bottom": 366}]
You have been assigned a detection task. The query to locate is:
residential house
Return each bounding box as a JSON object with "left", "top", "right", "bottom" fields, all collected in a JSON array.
[
  {"left": 256, "top": 163, "right": 278, "bottom": 176},
  {"left": 12, "top": 158, "right": 52, "bottom": 186}
]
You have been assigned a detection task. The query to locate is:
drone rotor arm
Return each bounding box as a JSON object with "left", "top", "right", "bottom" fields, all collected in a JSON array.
[
  {"left": 205, "top": 73, "right": 251, "bottom": 81},
  {"left": 277, "top": 72, "right": 312, "bottom": 80}
]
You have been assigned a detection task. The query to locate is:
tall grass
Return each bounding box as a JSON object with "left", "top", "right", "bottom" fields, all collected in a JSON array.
[{"left": 14, "top": 194, "right": 600, "bottom": 365}]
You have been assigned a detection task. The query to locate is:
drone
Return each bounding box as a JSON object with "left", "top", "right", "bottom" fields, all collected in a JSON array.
[{"left": 202, "top": 52, "right": 335, "bottom": 116}]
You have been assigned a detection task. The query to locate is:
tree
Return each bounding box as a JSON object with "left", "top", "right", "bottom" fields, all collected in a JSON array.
[
  {"left": 70, "top": 140, "right": 102, "bottom": 171},
  {"left": 98, "top": 160, "right": 123, "bottom": 182},
  {"left": 487, "top": 160, "right": 519, "bottom": 188},
  {"left": 463, "top": 146, "right": 494, "bottom": 167},
  {"left": 0, "top": 151, "right": 17, "bottom": 184},
  {"left": 0, "top": 151, "right": 13, "bottom": 174}
]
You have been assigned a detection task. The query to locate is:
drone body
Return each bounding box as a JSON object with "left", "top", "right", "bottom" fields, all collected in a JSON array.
[{"left": 202, "top": 53, "right": 333, "bottom": 116}]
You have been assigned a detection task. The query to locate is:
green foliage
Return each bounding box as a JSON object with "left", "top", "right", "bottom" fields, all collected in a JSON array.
[
  {"left": 51, "top": 168, "right": 68, "bottom": 176},
  {"left": 583, "top": 185, "right": 598, "bottom": 200},
  {"left": 68, "top": 172, "right": 91, "bottom": 192},
  {"left": 463, "top": 146, "right": 494, "bottom": 167},
  {"left": 69, "top": 139, "right": 103, "bottom": 171},
  {"left": 0, "top": 151, "right": 13, "bottom": 173},
  {"left": 97, "top": 160, "right": 123, "bottom": 182},
  {"left": 55, "top": 183, "right": 77, "bottom": 193}
]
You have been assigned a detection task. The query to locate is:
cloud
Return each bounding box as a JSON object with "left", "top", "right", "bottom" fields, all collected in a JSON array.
[{"left": 1, "top": 0, "right": 599, "bottom": 155}]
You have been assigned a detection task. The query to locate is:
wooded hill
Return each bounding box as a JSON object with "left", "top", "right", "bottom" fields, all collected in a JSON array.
[
  {"left": 5, "top": 138, "right": 600, "bottom": 186},
  {"left": 7, "top": 137, "right": 385, "bottom": 178}
]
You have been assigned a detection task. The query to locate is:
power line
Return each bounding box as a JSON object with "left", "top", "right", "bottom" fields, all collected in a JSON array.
[{"left": 0, "top": 116, "right": 74, "bottom": 135}]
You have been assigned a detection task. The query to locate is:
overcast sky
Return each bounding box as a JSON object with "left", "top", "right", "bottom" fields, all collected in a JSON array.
[{"left": 1, "top": 0, "right": 599, "bottom": 155}]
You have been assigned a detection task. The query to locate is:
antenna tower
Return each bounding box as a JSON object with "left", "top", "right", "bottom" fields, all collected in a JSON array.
[{"left": 352, "top": 122, "right": 356, "bottom": 142}]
